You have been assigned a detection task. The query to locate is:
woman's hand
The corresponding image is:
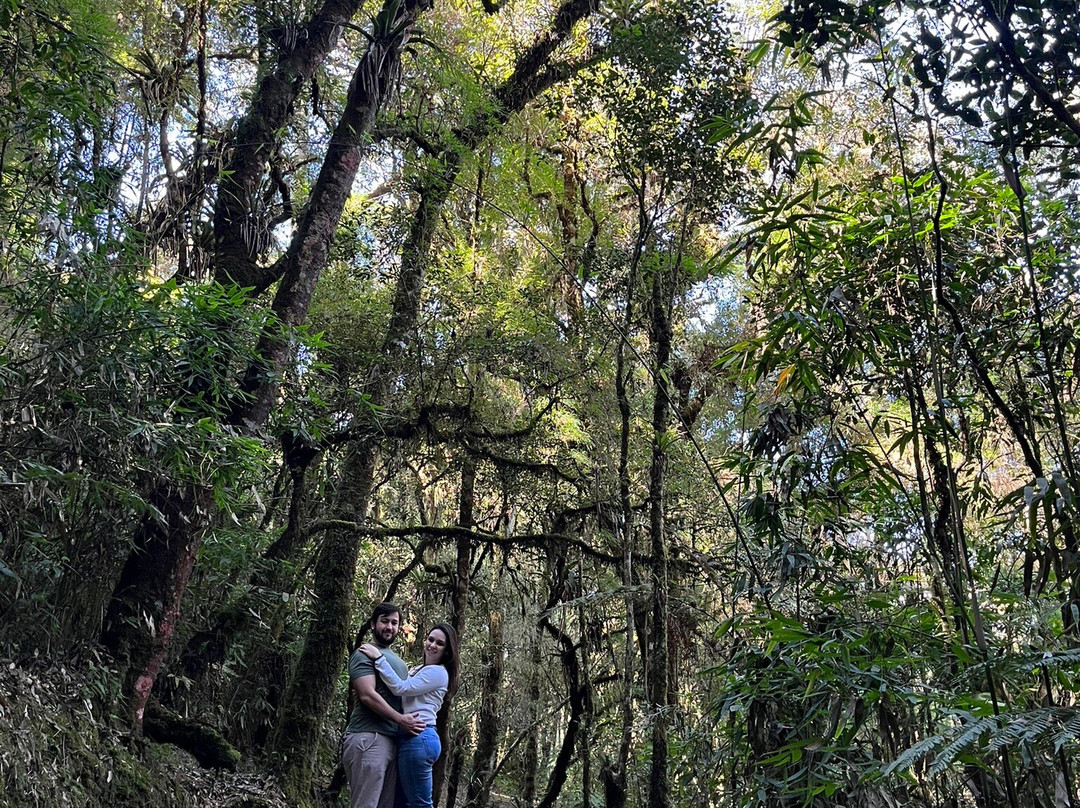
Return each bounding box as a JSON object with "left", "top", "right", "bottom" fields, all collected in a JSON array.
[{"left": 358, "top": 643, "right": 383, "bottom": 660}]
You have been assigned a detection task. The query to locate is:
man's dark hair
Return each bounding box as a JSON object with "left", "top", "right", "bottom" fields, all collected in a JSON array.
[
  {"left": 353, "top": 602, "right": 402, "bottom": 650},
  {"left": 371, "top": 602, "right": 401, "bottom": 625}
]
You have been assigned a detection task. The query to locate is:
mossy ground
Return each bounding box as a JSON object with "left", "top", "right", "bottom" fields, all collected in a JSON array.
[{"left": 0, "top": 658, "right": 287, "bottom": 808}]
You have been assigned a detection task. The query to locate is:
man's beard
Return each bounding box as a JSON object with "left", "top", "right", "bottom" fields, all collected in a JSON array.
[{"left": 374, "top": 629, "right": 396, "bottom": 648}]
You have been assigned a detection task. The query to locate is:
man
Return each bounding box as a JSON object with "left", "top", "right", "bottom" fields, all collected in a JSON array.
[{"left": 343, "top": 602, "right": 425, "bottom": 808}]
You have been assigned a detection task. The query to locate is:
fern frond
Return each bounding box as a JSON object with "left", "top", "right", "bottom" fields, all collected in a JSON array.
[
  {"left": 927, "top": 716, "right": 997, "bottom": 778},
  {"left": 1011, "top": 648, "right": 1080, "bottom": 671},
  {"left": 1054, "top": 709, "right": 1080, "bottom": 753},
  {"left": 987, "top": 707, "right": 1062, "bottom": 752},
  {"left": 883, "top": 735, "right": 943, "bottom": 777}
]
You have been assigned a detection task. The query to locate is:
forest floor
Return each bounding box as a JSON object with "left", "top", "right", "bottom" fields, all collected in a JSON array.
[
  {"left": 1, "top": 655, "right": 521, "bottom": 808},
  {"left": 0, "top": 657, "right": 290, "bottom": 808}
]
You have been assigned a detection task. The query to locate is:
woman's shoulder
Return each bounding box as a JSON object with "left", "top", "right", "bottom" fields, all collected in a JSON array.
[{"left": 410, "top": 663, "right": 449, "bottom": 683}]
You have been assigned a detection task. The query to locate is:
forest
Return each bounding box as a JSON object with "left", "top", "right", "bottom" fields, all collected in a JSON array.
[{"left": 2, "top": 0, "right": 1080, "bottom": 806}]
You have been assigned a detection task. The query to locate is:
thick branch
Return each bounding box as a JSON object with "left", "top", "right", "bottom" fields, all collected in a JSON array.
[
  {"left": 230, "top": 0, "right": 433, "bottom": 430},
  {"left": 304, "top": 521, "right": 702, "bottom": 574},
  {"left": 536, "top": 555, "right": 589, "bottom": 808},
  {"left": 212, "top": 0, "right": 369, "bottom": 291}
]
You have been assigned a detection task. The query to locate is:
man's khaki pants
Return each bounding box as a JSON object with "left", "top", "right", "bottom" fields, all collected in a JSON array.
[{"left": 343, "top": 731, "right": 397, "bottom": 808}]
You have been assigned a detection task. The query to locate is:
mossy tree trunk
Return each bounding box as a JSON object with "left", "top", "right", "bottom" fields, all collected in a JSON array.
[
  {"left": 269, "top": 1, "right": 600, "bottom": 800},
  {"left": 99, "top": 0, "right": 430, "bottom": 730},
  {"left": 646, "top": 262, "right": 673, "bottom": 808},
  {"left": 435, "top": 457, "right": 475, "bottom": 804},
  {"left": 101, "top": 483, "right": 212, "bottom": 726},
  {"left": 465, "top": 610, "right": 503, "bottom": 808},
  {"left": 271, "top": 442, "right": 377, "bottom": 803}
]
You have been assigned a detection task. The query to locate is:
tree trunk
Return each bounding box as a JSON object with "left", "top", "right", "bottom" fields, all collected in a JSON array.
[
  {"left": 450, "top": 459, "right": 476, "bottom": 632},
  {"left": 271, "top": 440, "right": 377, "bottom": 804},
  {"left": 646, "top": 264, "right": 672, "bottom": 808},
  {"left": 521, "top": 622, "right": 543, "bottom": 806},
  {"left": 435, "top": 457, "right": 476, "bottom": 804},
  {"left": 101, "top": 483, "right": 212, "bottom": 725},
  {"left": 231, "top": 0, "right": 432, "bottom": 430},
  {"left": 143, "top": 701, "right": 241, "bottom": 770},
  {"left": 211, "top": 0, "right": 376, "bottom": 291},
  {"left": 535, "top": 543, "right": 590, "bottom": 808},
  {"left": 465, "top": 610, "right": 503, "bottom": 808}
]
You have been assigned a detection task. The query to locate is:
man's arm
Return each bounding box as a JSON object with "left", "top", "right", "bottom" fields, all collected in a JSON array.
[{"left": 351, "top": 675, "right": 425, "bottom": 735}]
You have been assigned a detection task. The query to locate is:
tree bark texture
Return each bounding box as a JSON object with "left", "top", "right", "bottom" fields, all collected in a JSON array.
[
  {"left": 271, "top": 440, "right": 377, "bottom": 802},
  {"left": 101, "top": 483, "right": 212, "bottom": 725},
  {"left": 143, "top": 701, "right": 241, "bottom": 770},
  {"left": 271, "top": 525, "right": 362, "bottom": 791},
  {"left": 211, "top": 0, "right": 371, "bottom": 291},
  {"left": 232, "top": 0, "right": 434, "bottom": 430},
  {"left": 449, "top": 458, "right": 476, "bottom": 633}
]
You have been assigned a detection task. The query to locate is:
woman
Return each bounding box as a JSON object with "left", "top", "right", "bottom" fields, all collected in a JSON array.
[{"left": 359, "top": 621, "right": 460, "bottom": 808}]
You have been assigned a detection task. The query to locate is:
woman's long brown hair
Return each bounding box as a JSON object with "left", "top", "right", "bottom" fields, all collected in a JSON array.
[{"left": 429, "top": 621, "right": 460, "bottom": 699}]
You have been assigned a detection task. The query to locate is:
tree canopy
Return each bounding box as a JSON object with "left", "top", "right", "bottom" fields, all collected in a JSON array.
[{"left": 2, "top": 0, "right": 1080, "bottom": 807}]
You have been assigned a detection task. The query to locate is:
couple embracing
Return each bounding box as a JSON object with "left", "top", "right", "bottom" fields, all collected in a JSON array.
[{"left": 343, "top": 602, "right": 461, "bottom": 808}]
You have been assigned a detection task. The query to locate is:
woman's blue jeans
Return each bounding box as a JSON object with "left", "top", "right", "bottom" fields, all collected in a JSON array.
[{"left": 397, "top": 727, "right": 441, "bottom": 808}]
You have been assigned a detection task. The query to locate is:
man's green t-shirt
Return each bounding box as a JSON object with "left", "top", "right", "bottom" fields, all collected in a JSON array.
[{"left": 345, "top": 647, "right": 409, "bottom": 735}]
